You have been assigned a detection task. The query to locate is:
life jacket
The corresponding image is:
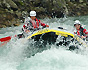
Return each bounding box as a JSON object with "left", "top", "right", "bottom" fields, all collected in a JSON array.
[
  {"left": 76, "top": 27, "right": 85, "bottom": 36},
  {"left": 30, "top": 18, "right": 40, "bottom": 29}
]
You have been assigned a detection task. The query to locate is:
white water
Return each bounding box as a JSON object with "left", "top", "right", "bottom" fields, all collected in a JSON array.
[{"left": 0, "top": 16, "right": 88, "bottom": 70}]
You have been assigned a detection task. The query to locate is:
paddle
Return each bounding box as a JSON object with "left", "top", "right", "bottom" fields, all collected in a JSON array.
[
  {"left": 0, "top": 40, "right": 10, "bottom": 47},
  {"left": 58, "top": 26, "right": 67, "bottom": 30},
  {"left": 0, "top": 36, "right": 13, "bottom": 47},
  {"left": 0, "top": 34, "right": 17, "bottom": 42},
  {"left": 0, "top": 35, "right": 17, "bottom": 47},
  {"left": 0, "top": 36, "right": 11, "bottom": 42},
  {"left": 0, "top": 29, "right": 30, "bottom": 43}
]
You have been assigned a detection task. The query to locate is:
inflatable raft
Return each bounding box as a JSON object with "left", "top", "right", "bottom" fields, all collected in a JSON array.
[{"left": 26, "top": 28, "right": 88, "bottom": 48}]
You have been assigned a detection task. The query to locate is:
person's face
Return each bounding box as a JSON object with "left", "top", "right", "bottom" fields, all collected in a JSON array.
[
  {"left": 74, "top": 24, "right": 80, "bottom": 30},
  {"left": 31, "top": 16, "right": 36, "bottom": 20}
]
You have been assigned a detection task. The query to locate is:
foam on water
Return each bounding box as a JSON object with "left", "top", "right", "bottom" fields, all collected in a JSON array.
[
  {"left": 0, "top": 16, "right": 88, "bottom": 70},
  {"left": 17, "top": 47, "right": 88, "bottom": 70}
]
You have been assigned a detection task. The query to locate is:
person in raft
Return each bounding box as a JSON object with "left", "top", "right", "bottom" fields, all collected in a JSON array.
[
  {"left": 74, "top": 20, "right": 88, "bottom": 40},
  {"left": 22, "top": 11, "right": 49, "bottom": 33},
  {"left": 18, "top": 11, "right": 49, "bottom": 38}
]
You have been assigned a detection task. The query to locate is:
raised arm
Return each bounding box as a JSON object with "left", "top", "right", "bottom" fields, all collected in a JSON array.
[
  {"left": 39, "top": 20, "right": 49, "bottom": 27},
  {"left": 83, "top": 29, "right": 88, "bottom": 34}
]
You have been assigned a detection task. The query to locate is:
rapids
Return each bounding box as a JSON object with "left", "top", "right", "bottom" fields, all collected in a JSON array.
[{"left": 0, "top": 16, "right": 88, "bottom": 70}]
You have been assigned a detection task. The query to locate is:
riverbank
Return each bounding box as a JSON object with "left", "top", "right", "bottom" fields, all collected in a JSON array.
[{"left": 0, "top": 0, "right": 88, "bottom": 28}]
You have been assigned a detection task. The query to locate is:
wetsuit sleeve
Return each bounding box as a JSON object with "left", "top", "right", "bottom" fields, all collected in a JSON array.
[
  {"left": 83, "top": 29, "right": 88, "bottom": 34},
  {"left": 22, "top": 23, "right": 28, "bottom": 31},
  {"left": 23, "top": 24, "right": 28, "bottom": 29},
  {"left": 39, "top": 20, "right": 49, "bottom": 27},
  {"left": 40, "top": 22, "right": 46, "bottom": 27},
  {"left": 23, "top": 25, "right": 26, "bottom": 29},
  {"left": 74, "top": 32, "right": 76, "bottom": 34}
]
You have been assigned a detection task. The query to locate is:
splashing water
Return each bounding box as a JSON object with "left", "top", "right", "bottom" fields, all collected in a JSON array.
[{"left": 0, "top": 16, "right": 88, "bottom": 70}]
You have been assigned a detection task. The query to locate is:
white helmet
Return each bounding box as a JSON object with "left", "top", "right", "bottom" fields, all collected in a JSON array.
[
  {"left": 74, "top": 20, "right": 81, "bottom": 25},
  {"left": 30, "top": 11, "right": 36, "bottom": 16}
]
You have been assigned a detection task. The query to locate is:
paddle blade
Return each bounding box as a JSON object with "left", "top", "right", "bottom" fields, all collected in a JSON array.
[
  {"left": 0, "top": 40, "right": 10, "bottom": 47},
  {"left": 0, "top": 36, "right": 11, "bottom": 42}
]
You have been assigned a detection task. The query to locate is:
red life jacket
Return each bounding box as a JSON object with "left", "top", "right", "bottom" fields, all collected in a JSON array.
[
  {"left": 76, "top": 30, "right": 80, "bottom": 36},
  {"left": 30, "top": 18, "right": 40, "bottom": 29},
  {"left": 75, "top": 27, "right": 88, "bottom": 36},
  {"left": 22, "top": 18, "right": 41, "bottom": 30}
]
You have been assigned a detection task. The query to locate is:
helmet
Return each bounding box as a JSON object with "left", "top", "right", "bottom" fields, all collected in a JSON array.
[
  {"left": 30, "top": 11, "right": 36, "bottom": 16},
  {"left": 74, "top": 20, "right": 81, "bottom": 25}
]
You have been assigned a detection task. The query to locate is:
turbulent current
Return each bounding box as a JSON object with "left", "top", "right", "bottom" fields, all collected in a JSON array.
[{"left": 0, "top": 16, "right": 88, "bottom": 70}]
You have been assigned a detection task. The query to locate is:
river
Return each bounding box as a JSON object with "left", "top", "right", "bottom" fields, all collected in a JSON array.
[{"left": 0, "top": 16, "right": 88, "bottom": 70}]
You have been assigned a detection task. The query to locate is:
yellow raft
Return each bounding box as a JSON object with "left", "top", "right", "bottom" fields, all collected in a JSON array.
[
  {"left": 26, "top": 28, "right": 87, "bottom": 47},
  {"left": 27, "top": 28, "right": 74, "bottom": 39}
]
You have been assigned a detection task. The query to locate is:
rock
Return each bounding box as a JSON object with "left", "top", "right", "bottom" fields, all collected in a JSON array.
[
  {"left": 79, "top": 0, "right": 83, "bottom": 3},
  {"left": 13, "top": 23, "right": 20, "bottom": 26},
  {"left": 15, "top": 11, "right": 22, "bottom": 18},
  {"left": 0, "top": 0, "right": 88, "bottom": 28},
  {"left": 76, "top": 12, "right": 81, "bottom": 16},
  {"left": 17, "top": 1, "right": 25, "bottom": 6},
  {"left": 1, "top": 0, "right": 18, "bottom": 11},
  {"left": 6, "top": 0, "right": 18, "bottom": 9},
  {"left": 0, "top": 24, "right": 6, "bottom": 28},
  {"left": 34, "top": 7, "right": 46, "bottom": 12}
]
